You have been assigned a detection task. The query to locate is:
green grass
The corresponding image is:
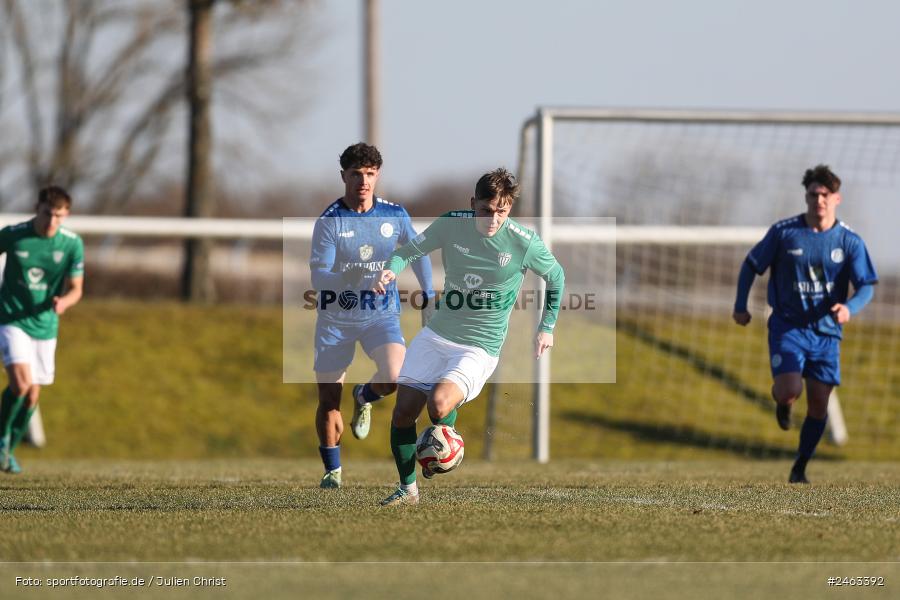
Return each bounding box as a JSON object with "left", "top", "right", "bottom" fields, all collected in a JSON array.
[
  {"left": 4, "top": 300, "right": 898, "bottom": 598},
  {"left": 1, "top": 460, "right": 898, "bottom": 599},
  {"left": 16, "top": 299, "right": 900, "bottom": 463},
  {"left": 5, "top": 459, "right": 898, "bottom": 562}
]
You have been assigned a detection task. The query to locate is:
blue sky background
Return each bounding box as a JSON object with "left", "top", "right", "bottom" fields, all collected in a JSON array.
[{"left": 286, "top": 0, "right": 900, "bottom": 195}]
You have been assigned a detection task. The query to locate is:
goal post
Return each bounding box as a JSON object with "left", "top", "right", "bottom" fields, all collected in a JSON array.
[{"left": 514, "top": 107, "right": 900, "bottom": 461}]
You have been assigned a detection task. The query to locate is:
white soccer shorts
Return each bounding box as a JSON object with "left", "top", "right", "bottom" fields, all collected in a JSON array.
[
  {"left": 0, "top": 325, "right": 57, "bottom": 385},
  {"left": 397, "top": 327, "right": 499, "bottom": 404}
]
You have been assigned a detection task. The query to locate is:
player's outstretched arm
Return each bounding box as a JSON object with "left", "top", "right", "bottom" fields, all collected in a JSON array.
[
  {"left": 523, "top": 235, "right": 565, "bottom": 335},
  {"left": 309, "top": 218, "right": 347, "bottom": 291},
  {"left": 832, "top": 282, "right": 876, "bottom": 324},
  {"left": 733, "top": 260, "right": 756, "bottom": 326}
]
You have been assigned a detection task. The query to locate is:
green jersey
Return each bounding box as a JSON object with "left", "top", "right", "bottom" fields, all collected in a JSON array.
[
  {"left": 387, "top": 211, "right": 564, "bottom": 357},
  {"left": 0, "top": 220, "right": 85, "bottom": 339}
]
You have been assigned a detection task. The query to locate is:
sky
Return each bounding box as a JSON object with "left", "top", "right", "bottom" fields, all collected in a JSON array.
[{"left": 285, "top": 0, "right": 900, "bottom": 196}]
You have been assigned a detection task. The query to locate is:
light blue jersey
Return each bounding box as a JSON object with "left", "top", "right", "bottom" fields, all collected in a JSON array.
[
  {"left": 310, "top": 198, "right": 434, "bottom": 327},
  {"left": 746, "top": 214, "right": 878, "bottom": 339}
]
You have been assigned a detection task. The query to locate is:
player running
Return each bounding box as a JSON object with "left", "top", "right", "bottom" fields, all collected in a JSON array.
[
  {"left": 310, "top": 143, "right": 435, "bottom": 489},
  {"left": 373, "top": 168, "right": 565, "bottom": 505},
  {"left": 733, "top": 165, "right": 877, "bottom": 483},
  {"left": 0, "top": 186, "right": 84, "bottom": 474}
]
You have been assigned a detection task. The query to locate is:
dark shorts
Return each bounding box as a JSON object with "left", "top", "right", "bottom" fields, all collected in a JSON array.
[
  {"left": 768, "top": 324, "right": 840, "bottom": 386},
  {"left": 313, "top": 317, "right": 405, "bottom": 373}
]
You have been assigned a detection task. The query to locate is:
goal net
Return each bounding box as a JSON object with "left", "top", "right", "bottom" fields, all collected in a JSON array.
[{"left": 496, "top": 109, "right": 900, "bottom": 461}]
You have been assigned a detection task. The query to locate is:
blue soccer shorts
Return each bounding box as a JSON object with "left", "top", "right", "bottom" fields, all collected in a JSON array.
[
  {"left": 767, "top": 324, "right": 841, "bottom": 386},
  {"left": 313, "top": 317, "right": 405, "bottom": 373}
]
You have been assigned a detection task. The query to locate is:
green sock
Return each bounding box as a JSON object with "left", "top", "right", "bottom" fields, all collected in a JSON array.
[
  {"left": 430, "top": 408, "right": 458, "bottom": 428},
  {"left": 10, "top": 404, "right": 36, "bottom": 451},
  {"left": 0, "top": 387, "right": 25, "bottom": 440},
  {"left": 390, "top": 425, "right": 418, "bottom": 485}
]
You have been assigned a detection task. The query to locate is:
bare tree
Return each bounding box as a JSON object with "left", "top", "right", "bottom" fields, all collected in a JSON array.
[
  {"left": 0, "top": 0, "right": 319, "bottom": 213},
  {"left": 183, "top": 0, "right": 216, "bottom": 302}
]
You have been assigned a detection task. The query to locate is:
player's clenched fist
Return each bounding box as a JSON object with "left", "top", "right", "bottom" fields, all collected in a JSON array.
[
  {"left": 373, "top": 269, "right": 396, "bottom": 294},
  {"left": 732, "top": 311, "right": 751, "bottom": 326}
]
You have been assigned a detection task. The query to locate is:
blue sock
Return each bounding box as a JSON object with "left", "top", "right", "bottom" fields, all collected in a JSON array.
[
  {"left": 797, "top": 416, "right": 827, "bottom": 463},
  {"left": 361, "top": 383, "right": 382, "bottom": 404},
  {"left": 319, "top": 445, "right": 340, "bottom": 473}
]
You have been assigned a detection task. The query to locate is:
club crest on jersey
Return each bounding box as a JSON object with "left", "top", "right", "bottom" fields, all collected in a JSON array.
[
  {"left": 359, "top": 244, "right": 374, "bottom": 261},
  {"left": 463, "top": 273, "right": 483, "bottom": 289},
  {"left": 380, "top": 222, "right": 394, "bottom": 237},
  {"left": 831, "top": 248, "right": 844, "bottom": 263},
  {"left": 27, "top": 267, "right": 44, "bottom": 284},
  {"left": 498, "top": 252, "right": 512, "bottom": 267},
  {"left": 53, "top": 251, "right": 64, "bottom": 263}
]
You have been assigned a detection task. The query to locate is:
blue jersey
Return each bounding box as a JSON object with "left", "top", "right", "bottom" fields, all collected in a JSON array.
[
  {"left": 746, "top": 214, "right": 878, "bottom": 338},
  {"left": 310, "top": 197, "right": 433, "bottom": 325}
]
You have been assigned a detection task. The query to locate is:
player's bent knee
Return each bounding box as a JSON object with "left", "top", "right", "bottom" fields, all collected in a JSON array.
[
  {"left": 772, "top": 381, "right": 802, "bottom": 404},
  {"left": 773, "top": 389, "right": 801, "bottom": 404},
  {"left": 427, "top": 393, "right": 457, "bottom": 421},
  {"left": 427, "top": 404, "right": 451, "bottom": 422}
]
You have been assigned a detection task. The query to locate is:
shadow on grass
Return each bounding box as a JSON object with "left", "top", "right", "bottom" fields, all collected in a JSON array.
[
  {"left": 561, "top": 410, "right": 842, "bottom": 461},
  {"left": 617, "top": 319, "right": 771, "bottom": 411}
]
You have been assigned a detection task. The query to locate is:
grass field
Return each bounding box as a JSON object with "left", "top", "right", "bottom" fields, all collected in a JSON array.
[
  {"left": 1, "top": 459, "right": 899, "bottom": 599},
  {"left": 25, "top": 299, "right": 900, "bottom": 463},
  {"left": 3, "top": 300, "right": 899, "bottom": 597}
]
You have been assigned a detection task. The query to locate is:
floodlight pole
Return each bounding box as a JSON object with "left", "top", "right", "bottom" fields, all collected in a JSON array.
[
  {"left": 363, "top": 0, "right": 381, "bottom": 147},
  {"left": 533, "top": 109, "right": 553, "bottom": 463}
]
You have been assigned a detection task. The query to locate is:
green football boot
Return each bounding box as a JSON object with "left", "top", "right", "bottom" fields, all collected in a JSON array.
[
  {"left": 0, "top": 435, "right": 11, "bottom": 472},
  {"left": 4, "top": 454, "right": 21, "bottom": 474}
]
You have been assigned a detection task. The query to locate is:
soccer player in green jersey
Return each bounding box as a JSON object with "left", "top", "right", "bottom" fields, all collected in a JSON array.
[
  {"left": 373, "top": 168, "right": 565, "bottom": 505},
  {"left": 0, "top": 186, "right": 84, "bottom": 473}
]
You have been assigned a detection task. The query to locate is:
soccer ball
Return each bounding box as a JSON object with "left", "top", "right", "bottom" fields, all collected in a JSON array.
[{"left": 415, "top": 425, "right": 465, "bottom": 474}]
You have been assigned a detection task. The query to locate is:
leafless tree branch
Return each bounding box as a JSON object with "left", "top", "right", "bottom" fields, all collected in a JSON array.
[
  {"left": 0, "top": 0, "right": 319, "bottom": 212},
  {"left": 3, "top": 0, "right": 45, "bottom": 187}
]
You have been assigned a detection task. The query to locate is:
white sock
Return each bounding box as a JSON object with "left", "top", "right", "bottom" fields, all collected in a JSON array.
[{"left": 400, "top": 482, "right": 418, "bottom": 496}]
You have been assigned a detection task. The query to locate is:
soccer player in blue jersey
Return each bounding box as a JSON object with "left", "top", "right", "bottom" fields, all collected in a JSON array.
[
  {"left": 309, "top": 143, "right": 435, "bottom": 489},
  {"left": 733, "top": 165, "right": 877, "bottom": 483}
]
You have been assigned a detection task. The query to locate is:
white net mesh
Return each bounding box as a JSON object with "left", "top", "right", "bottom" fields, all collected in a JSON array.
[{"left": 503, "top": 111, "right": 900, "bottom": 460}]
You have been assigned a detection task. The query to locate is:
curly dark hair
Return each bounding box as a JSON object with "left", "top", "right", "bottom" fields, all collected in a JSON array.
[
  {"left": 802, "top": 164, "right": 841, "bottom": 193},
  {"left": 339, "top": 143, "right": 383, "bottom": 170},
  {"left": 474, "top": 168, "right": 519, "bottom": 207},
  {"left": 37, "top": 185, "right": 72, "bottom": 209}
]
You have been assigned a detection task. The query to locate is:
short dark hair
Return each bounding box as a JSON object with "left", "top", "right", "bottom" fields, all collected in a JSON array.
[
  {"left": 339, "top": 143, "right": 382, "bottom": 170},
  {"left": 474, "top": 168, "right": 519, "bottom": 207},
  {"left": 37, "top": 186, "right": 72, "bottom": 209},
  {"left": 802, "top": 164, "right": 841, "bottom": 193}
]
